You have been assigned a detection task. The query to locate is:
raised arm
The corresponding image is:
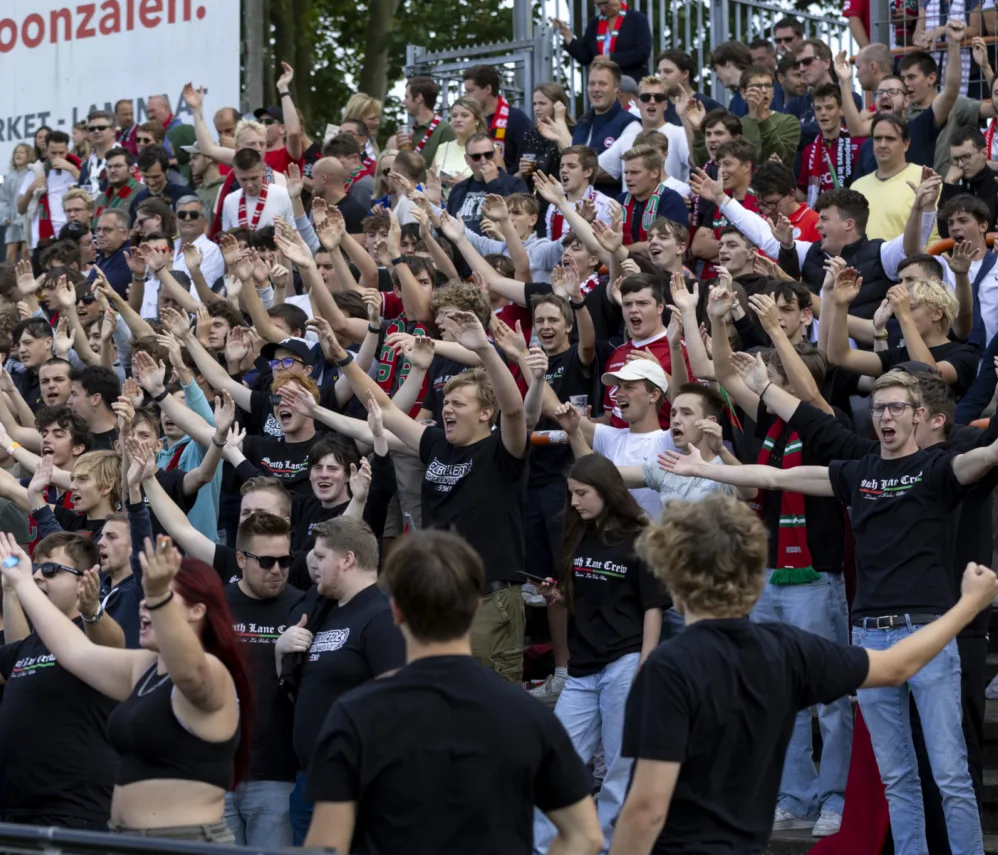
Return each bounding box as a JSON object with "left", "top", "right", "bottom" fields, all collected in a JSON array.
[
  {"left": 729, "top": 351, "right": 804, "bottom": 423},
  {"left": 832, "top": 51, "right": 874, "bottom": 138},
  {"left": 183, "top": 84, "right": 235, "bottom": 166},
  {"left": 825, "top": 268, "right": 884, "bottom": 377},
  {"left": 660, "top": 444, "right": 835, "bottom": 495},
  {"left": 670, "top": 275, "right": 713, "bottom": 379},
  {"left": 952, "top": 435, "right": 998, "bottom": 485},
  {"left": 931, "top": 20, "right": 967, "bottom": 128},
  {"left": 707, "top": 287, "right": 759, "bottom": 418},
  {"left": 276, "top": 63, "right": 303, "bottom": 161}
]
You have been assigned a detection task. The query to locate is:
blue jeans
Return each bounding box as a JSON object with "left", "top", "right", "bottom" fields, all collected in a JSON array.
[
  {"left": 533, "top": 652, "right": 639, "bottom": 855},
  {"left": 751, "top": 571, "right": 853, "bottom": 819},
  {"left": 224, "top": 780, "right": 294, "bottom": 847},
  {"left": 289, "top": 770, "right": 313, "bottom": 847},
  {"left": 854, "top": 622, "right": 983, "bottom": 855},
  {"left": 662, "top": 606, "right": 685, "bottom": 637}
]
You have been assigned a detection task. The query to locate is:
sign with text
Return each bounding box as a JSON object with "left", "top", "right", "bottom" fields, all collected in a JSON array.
[{"left": 0, "top": 1, "right": 239, "bottom": 167}]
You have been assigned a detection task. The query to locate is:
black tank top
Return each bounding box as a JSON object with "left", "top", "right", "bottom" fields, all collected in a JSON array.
[{"left": 107, "top": 665, "right": 238, "bottom": 790}]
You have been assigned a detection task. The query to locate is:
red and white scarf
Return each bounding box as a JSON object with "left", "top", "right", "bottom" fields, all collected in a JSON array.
[
  {"left": 805, "top": 132, "right": 853, "bottom": 208},
  {"left": 491, "top": 97, "right": 510, "bottom": 158},
  {"left": 580, "top": 272, "right": 601, "bottom": 296},
  {"left": 363, "top": 139, "right": 378, "bottom": 174},
  {"left": 987, "top": 118, "right": 998, "bottom": 160},
  {"left": 597, "top": 3, "right": 627, "bottom": 55},
  {"left": 38, "top": 153, "right": 82, "bottom": 242},
  {"left": 415, "top": 115, "right": 442, "bottom": 152},
  {"left": 546, "top": 185, "right": 598, "bottom": 240},
  {"left": 238, "top": 182, "right": 269, "bottom": 230},
  {"left": 621, "top": 182, "right": 666, "bottom": 246}
]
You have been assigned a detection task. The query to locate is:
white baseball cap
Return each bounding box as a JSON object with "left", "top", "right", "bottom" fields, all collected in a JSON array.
[{"left": 601, "top": 359, "right": 669, "bottom": 394}]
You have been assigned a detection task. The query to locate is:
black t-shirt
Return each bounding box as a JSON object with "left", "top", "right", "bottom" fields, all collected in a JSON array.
[
  {"left": 290, "top": 584, "right": 405, "bottom": 767},
  {"left": 623, "top": 618, "right": 869, "bottom": 854},
  {"left": 568, "top": 529, "right": 668, "bottom": 677},
  {"left": 829, "top": 448, "right": 967, "bottom": 616},
  {"left": 530, "top": 344, "right": 594, "bottom": 486},
  {"left": 420, "top": 427, "right": 528, "bottom": 585},
  {"left": 421, "top": 346, "right": 505, "bottom": 426},
  {"left": 150, "top": 469, "right": 198, "bottom": 539},
  {"left": 752, "top": 409, "right": 847, "bottom": 573},
  {"left": 213, "top": 544, "right": 242, "bottom": 586},
  {"left": 905, "top": 107, "right": 941, "bottom": 168},
  {"left": 878, "top": 340, "right": 979, "bottom": 398},
  {"left": 225, "top": 582, "right": 305, "bottom": 782},
  {"left": 290, "top": 494, "right": 349, "bottom": 554},
  {"left": 242, "top": 433, "right": 318, "bottom": 496},
  {"left": 305, "top": 655, "right": 592, "bottom": 855},
  {"left": 0, "top": 628, "right": 118, "bottom": 822},
  {"left": 91, "top": 428, "right": 117, "bottom": 451},
  {"left": 336, "top": 195, "right": 368, "bottom": 235},
  {"left": 52, "top": 507, "right": 106, "bottom": 543}
]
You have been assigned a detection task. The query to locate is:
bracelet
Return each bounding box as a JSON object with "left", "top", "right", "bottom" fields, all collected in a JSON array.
[
  {"left": 368, "top": 322, "right": 381, "bottom": 334},
  {"left": 760, "top": 381, "right": 772, "bottom": 399},
  {"left": 132, "top": 274, "right": 147, "bottom": 282},
  {"left": 390, "top": 256, "right": 406, "bottom": 266},
  {"left": 335, "top": 351, "right": 354, "bottom": 368},
  {"left": 81, "top": 604, "right": 104, "bottom": 624},
  {"left": 278, "top": 90, "right": 291, "bottom": 98},
  {"left": 146, "top": 591, "right": 174, "bottom": 611},
  {"left": 212, "top": 435, "right": 227, "bottom": 448},
  {"left": 569, "top": 299, "right": 586, "bottom": 311},
  {"left": 5, "top": 441, "right": 19, "bottom": 455},
  {"left": 151, "top": 389, "right": 169, "bottom": 403}
]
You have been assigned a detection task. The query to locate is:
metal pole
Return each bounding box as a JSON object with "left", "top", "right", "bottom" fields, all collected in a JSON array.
[
  {"left": 243, "top": 0, "right": 265, "bottom": 114},
  {"left": 514, "top": 0, "right": 532, "bottom": 40}
]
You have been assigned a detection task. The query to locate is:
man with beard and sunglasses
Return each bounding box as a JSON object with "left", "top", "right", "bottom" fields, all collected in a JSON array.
[{"left": 446, "top": 134, "right": 528, "bottom": 235}]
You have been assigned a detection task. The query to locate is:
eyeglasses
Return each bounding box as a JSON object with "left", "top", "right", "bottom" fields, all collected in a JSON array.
[
  {"left": 240, "top": 551, "right": 293, "bottom": 571},
  {"left": 638, "top": 93, "right": 668, "bottom": 103},
  {"left": 269, "top": 357, "right": 304, "bottom": 370},
  {"left": 794, "top": 56, "right": 818, "bottom": 68},
  {"left": 744, "top": 82, "right": 775, "bottom": 90},
  {"left": 136, "top": 136, "right": 155, "bottom": 145},
  {"left": 952, "top": 153, "right": 978, "bottom": 166},
  {"left": 468, "top": 151, "right": 496, "bottom": 161},
  {"left": 88, "top": 125, "right": 111, "bottom": 133},
  {"left": 874, "top": 87, "right": 906, "bottom": 98},
  {"left": 871, "top": 401, "right": 915, "bottom": 418},
  {"left": 177, "top": 210, "right": 201, "bottom": 220},
  {"left": 33, "top": 562, "right": 85, "bottom": 578},
  {"left": 95, "top": 226, "right": 121, "bottom": 234},
  {"left": 260, "top": 117, "right": 279, "bottom": 126}
]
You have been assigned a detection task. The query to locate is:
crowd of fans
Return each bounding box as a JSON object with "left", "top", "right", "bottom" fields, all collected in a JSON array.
[{"left": 2, "top": 3, "right": 998, "bottom": 854}]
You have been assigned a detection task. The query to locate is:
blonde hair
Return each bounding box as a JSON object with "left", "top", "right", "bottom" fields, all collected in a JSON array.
[
  {"left": 343, "top": 93, "right": 382, "bottom": 123},
  {"left": 374, "top": 148, "right": 399, "bottom": 198},
  {"left": 450, "top": 97, "right": 489, "bottom": 137},
  {"left": 62, "top": 188, "right": 95, "bottom": 213},
  {"left": 73, "top": 450, "right": 122, "bottom": 511},
  {"left": 909, "top": 279, "right": 959, "bottom": 330},
  {"left": 636, "top": 494, "right": 767, "bottom": 617},
  {"left": 872, "top": 369, "right": 923, "bottom": 408},
  {"left": 10, "top": 143, "right": 36, "bottom": 171},
  {"left": 235, "top": 119, "right": 267, "bottom": 143},
  {"left": 443, "top": 368, "right": 499, "bottom": 426},
  {"left": 638, "top": 75, "right": 667, "bottom": 91},
  {"left": 622, "top": 144, "right": 663, "bottom": 174}
]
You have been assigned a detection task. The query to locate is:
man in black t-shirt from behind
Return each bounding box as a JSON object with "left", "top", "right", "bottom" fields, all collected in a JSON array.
[
  {"left": 661, "top": 369, "right": 998, "bottom": 855},
  {"left": 225, "top": 511, "right": 303, "bottom": 848},
  {"left": 304, "top": 529, "right": 603, "bottom": 855},
  {"left": 610, "top": 494, "right": 998, "bottom": 855},
  {"left": 332, "top": 309, "right": 531, "bottom": 685}
]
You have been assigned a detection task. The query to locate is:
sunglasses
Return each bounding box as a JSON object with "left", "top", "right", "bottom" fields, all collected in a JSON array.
[
  {"left": 468, "top": 151, "right": 496, "bottom": 162},
  {"left": 260, "top": 117, "right": 279, "bottom": 126},
  {"left": 269, "top": 357, "right": 303, "bottom": 370},
  {"left": 88, "top": 125, "right": 111, "bottom": 133},
  {"left": 33, "top": 562, "right": 84, "bottom": 578},
  {"left": 177, "top": 210, "right": 201, "bottom": 220},
  {"left": 775, "top": 35, "right": 797, "bottom": 44},
  {"left": 638, "top": 93, "right": 668, "bottom": 103},
  {"left": 136, "top": 137, "right": 155, "bottom": 145},
  {"left": 78, "top": 294, "right": 96, "bottom": 305},
  {"left": 241, "top": 551, "right": 293, "bottom": 570},
  {"left": 382, "top": 167, "right": 392, "bottom": 175},
  {"left": 794, "top": 56, "right": 818, "bottom": 68}
]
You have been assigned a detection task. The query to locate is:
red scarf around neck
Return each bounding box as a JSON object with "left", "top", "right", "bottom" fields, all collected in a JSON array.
[{"left": 596, "top": 3, "right": 627, "bottom": 55}]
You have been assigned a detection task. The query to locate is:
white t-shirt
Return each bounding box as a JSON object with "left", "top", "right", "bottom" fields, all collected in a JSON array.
[
  {"left": 221, "top": 183, "right": 295, "bottom": 233},
  {"left": 29, "top": 167, "right": 75, "bottom": 246},
  {"left": 643, "top": 454, "right": 735, "bottom": 505},
  {"left": 598, "top": 121, "right": 691, "bottom": 189},
  {"left": 173, "top": 233, "right": 226, "bottom": 292},
  {"left": 592, "top": 425, "right": 677, "bottom": 520}
]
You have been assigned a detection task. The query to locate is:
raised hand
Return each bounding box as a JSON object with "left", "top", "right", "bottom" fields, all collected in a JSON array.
[
  {"left": 481, "top": 194, "right": 510, "bottom": 222},
  {"left": 139, "top": 535, "right": 182, "bottom": 601},
  {"left": 224, "top": 324, "right": 252, "bottom": 367},
  {"left": 15, "top": 259, "right": 37, "bottom": 296},
  {"left": 576, "top": 197, "right": 597, "bottom": 224},
  {"left": 131, "top": 349, "right": 167, "bottom": 394},
  {"left": 670, "top": 272, "right": 698, "bottom": 312},
  {"left": 748, "top": 292, "right": 781, "bottom": 333},
  {"left": 949, "top": 240, "right": 975, "bottom": 274},
  {"left": 730, "top": 350, "right": 770, "bottom": 394},
  {"left": 689, "top": 167, "right": 725, "bottom": 205},
  {"left": 182, "top": 83, "right": 205, "bottom": 113},
  {"left": 873, "top": 298, "right": 894, "bottom": 334},
  {"left": 159, "top": 306, "right": 191, "bottom": 340},
  {"left": 533, "top": 171, "right": 567, "bottom": 205},
  {"left": 77, "top": 567, "right": 103, "bottom": 619},
  {"left": 821, "top": 256, "right": 847, "bottom": 293},
  {"left": 28, "top": 453, "right": 54, "bottom": 501},
  {"left": 364, "top": 390, "right": 385, "bottom": 438},
  {"left": 53, "top": 318, "right": 73, "bottom": 359},
  {"left": 887, "top": 283, "right": 911, "bottom": 318},
  {"left": 112, "top": 396, "right": 136, "bottom": 432},
  {"left": 552, "top": 400, "right": 582, "bottom": 434},
  {"left": 181, "top": 242, "right": 203, "bottom": 272},
  {"left": 592, "top": 216, "right": 623, "bottom": 255},
  {"left": 124, "top": 247, "right": 147, "bottom": 277},
  {"left": 833, "top": 50, "right": 852, "bottom": 83},
  {"left": 492, "top": 316, "right": 528, "bottom": 361},
  {"left": 0, "top": 533, "right": 33, "bottom": 588},
  {"left": 349, "top": 458, "right": 372, "bottom": 504},
  {"left": 766, "top": 213, "right": 794, "bottom": 248},
  {"left": 439, "top": 311, "right": 490, "bottom": 353},
  {"left": 525, "top": 345, "right": 548, "bottom": 380},
  {"left": 400, "top": 334, "right": 436, "bottom": 370},
  {"left": 285, "top": 162, "right": 303, "bottom": 200},
  {"left": 125, "top": 436, "right": 157, "bottom": 490},
  {"left": 278, "top": 382, "right": 317, "bottom": 417},
  {"left": 707, "top": 284, "right": 733, "bottom": 320},
  {"left": 122, "top": 376, "right": 144, "bottom": 409},
  {"left": 437, "top": 210, "right": 465, "bottom": 244},
  {"left": 666, "top": 305, "right": 683, "bottom": 347},
  {"left": 832, "top": 267, "right": 863, "bottom": 304},
  {"left": 276, "top": 61, "right": 295, "bottom": 91},
  {"left": 961, "top": 562, "right": 998, "bottom": 612},
  {"left": 213, "top": 390, "right": 237, "bottom": 438},
  {"left": 697, "top": 419, "right": 725, "bottom": 455}
]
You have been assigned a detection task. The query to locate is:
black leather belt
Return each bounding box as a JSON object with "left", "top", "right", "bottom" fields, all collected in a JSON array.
[
  {"left": 483, "top": 580, "right": 515, "bottom": 595},
  {"left": 852, "top": 613, "right": 940, "bottom": 629}
]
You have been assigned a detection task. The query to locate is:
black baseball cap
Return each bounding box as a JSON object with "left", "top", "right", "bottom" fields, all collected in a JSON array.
[
  {"left": 261, "top": 337, "right": 317, "bottom": 366},
  {"left": 254, "top": 105, "right": 285, "bottom": 123}
]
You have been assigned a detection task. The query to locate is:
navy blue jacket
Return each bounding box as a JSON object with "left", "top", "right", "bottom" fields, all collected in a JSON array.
[
  {"left": 446, "top": 171, "right": 529, "bottom": 235},
  {"left": 128, "top": 181, "right": 191, "bottom": 219},
  {"left": 88, "top": 240, "right": 132, "bottom": 299},
  {"left": 572, "top": 101, "right": 640, "bottom": 154},
  {"left": 565, "top": 9, "right": 652, "bottom": 83}
]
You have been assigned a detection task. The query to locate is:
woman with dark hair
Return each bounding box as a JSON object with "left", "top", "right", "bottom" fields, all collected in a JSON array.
[
  {"left": 517, "top": 82, "right": 575, "bottom": 187},
  {"left": 0, "top": 532, "right": 252, "bottom": 843},
  {"left": 533, "top": 454, "right": 668, "bottom": 854}
]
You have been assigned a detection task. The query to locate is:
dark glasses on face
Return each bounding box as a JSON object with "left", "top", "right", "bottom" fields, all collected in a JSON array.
[
  {"left": 638, "top": 93, "right": 668, "bottom": 103},
  {"left": 136, "top": 137, "right": 155, "bottom": 145},
  {"left": 241, "top": 551, "right": 293, "bottom": 570},
  {"left": 260, "top": 117, "right": 278, "bottom": 126},
  {"left": 794, "top": 56, "right": 817, "bottom": 68},
  {"left": 79, "top": 295, "right": 96, "bottom": 305},
  {"left": 468, "top": 151, "right": 496, "bottom": 162},
  {"left": 88, "top": 125, "right": 111, "bottom": 133},
  {"left": 177, "top": 210, "right": 201, "bottom": 220},
  {"left": 33, "top": 562, "right": 84, "bottom": 578}
]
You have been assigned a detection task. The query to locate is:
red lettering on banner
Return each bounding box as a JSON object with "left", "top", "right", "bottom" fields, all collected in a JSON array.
[
  {"left": 0, "top": 20, "right": 15, "bottom": 53},
  {"left": 50, "top": 8, "right": 72, "bottom": 41},
  {"left": 99, "top": 1, "right": 121, "bottom": 34},
  {"left": 23, "top": 14, "right": 45, "bottom": 48},
  {"left": 76, "top": 4, "right": 97, "bottom": 38},
  {"left": 127, "top": 0, "right": 135, "bottom": 30},
  {"left": 139, "top": 0, "right": 162, "bottom": 28}
]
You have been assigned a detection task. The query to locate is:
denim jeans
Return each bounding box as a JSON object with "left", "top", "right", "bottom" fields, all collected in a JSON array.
[
  {"left": 224, "top": 780, "right": 294, "bottom": 847},
  {"left": 289, "top": 770, "right": 313, "bottom": 847},
  {"left": 533, "top": 652, "right": 639, "bottom": 855},
  {"left": 751, "top": 571, "right": 853, "bottom": 819},
  {"left": 853, "top": 623, "right": 983, "bottom": 855},
  {"left": 662, "top": 606, "right": 685, "bottom": 638}
]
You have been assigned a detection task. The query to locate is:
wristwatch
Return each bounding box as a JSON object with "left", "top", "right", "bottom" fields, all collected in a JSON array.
[
  {"left": 278, "top": 91, "right": 291, "bottom": 98},
  {"left": 82, "top": 604, "right": 104, "bottom": 624},
  {"left": 151, "top": 389, "right": 169, "bottom": 403},
  {"left": 569, "top": 298, "right": 586, "bottom": 311},
  {"left": 390, "top": 256, "right": 406, "bottom": 266},
  {"left": 335, "top": 351, "right": 355, "bottom": 368}
]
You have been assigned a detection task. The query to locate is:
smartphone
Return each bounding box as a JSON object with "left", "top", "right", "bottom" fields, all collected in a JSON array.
[{"left": 518, "top": 570, "right": 551, "bottom": 584}]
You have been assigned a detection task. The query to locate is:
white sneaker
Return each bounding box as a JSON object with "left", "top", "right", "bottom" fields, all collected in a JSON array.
[
  {"left": 528, "top": 673, "right": 566, "bottom": 706},
  {"left": 812, "top": 809, "right": 842, "bottom": 837},
  {"left": 520, "top": 583, "right": 546, "bottom": 607},
  {"left": 986, "top": 674, "right": 998, "bottom": 701},
  {"left": 773, "top": 806, "right": 815, "bottom": 831}
]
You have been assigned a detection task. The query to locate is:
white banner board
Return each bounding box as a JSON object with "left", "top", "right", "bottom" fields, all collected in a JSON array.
[{"left": 0, "top": 0, "right": 240, "bottom": 168}]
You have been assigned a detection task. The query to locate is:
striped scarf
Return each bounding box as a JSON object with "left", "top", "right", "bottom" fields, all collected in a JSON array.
[{"left": 750, "top": 418, "right": 820, "bottom": 585}]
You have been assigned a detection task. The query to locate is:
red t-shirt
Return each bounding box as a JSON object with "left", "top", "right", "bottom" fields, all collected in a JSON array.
[
  {"left": 842, "top": 0, "right": 871, "bottom": 42},
  {"left": 694, "top": 192, "right": 760, "bottom": 279},
  {"left": 265, "top": 147, "right": 303, "bottom": 176},
  {"left": 601, "top": 332, "right": 692, "bottom": 430},
  {"left": 375, "top": 292, "right": 431, "bottom": 417},
  {"left": 493, "top": 303, "right": 533, "bottom": 398},
  {"left": 789, "top": 203, "right": 821, "bottom": 244}
]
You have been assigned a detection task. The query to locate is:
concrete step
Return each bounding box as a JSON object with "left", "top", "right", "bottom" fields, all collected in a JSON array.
[{"left": 765, "top": 830, "right": 998, "bottom": 853}]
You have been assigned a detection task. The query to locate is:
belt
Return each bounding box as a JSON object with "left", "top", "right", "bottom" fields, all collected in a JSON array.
[
  {"left": 483, "top": 580, "right": 515, "bottom": 595},
  {"left": 852, "top": 613, "right": 940, "bottom": 629}
]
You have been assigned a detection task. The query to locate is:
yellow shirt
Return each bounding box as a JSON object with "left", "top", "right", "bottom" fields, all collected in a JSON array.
[{"left": 851, "top": 163, "right": 926, "bottom": 242}]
